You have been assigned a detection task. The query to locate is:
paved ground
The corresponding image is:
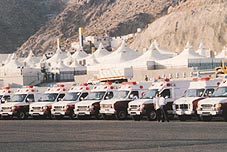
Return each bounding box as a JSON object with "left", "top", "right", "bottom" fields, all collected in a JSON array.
[{"left": 0, "top": 120, "right": 227, "bottom": 152}]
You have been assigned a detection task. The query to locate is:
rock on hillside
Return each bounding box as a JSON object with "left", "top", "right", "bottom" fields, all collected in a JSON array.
[
  {"left": 0, "top": 0, "right": 66, "bottom": 54},
  {"left": 17, "top": 0, "right": 181, "bottom": 56},
  {"left": 130, "top": 0, "right": 227, "bottom": 53}
]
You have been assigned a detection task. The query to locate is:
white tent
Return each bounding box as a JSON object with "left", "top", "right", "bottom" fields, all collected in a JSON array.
[
  {"left": 136, "top": 42, "right": 171, "bottom": 61},
  {"left": 119, "top": 42, "right": 170, "bottom": 69},
  {"left": 85, "top": 54, "right": 100, "bottom": 66},
  {"left": 50, "top": 60, "right": 73, "bottom": 73},
  {"left": 46, "top": 48, "right": 68, "bottom": 65},
  {"left": 216, "top": 46, "right": 227, "bottom": 58},
  {"left": 93, "top": 43, "right": 110, "bottom": 58},
  {"left": 154, "top": 40, "right": 177, "bottom": 58},
  {"left": 63, "top": 51, "right": 74, "bottom": 66},
  {"left": 71, "top": 49, "right": 88, "bottom": 60},
  {"left": 98, "top": 40, "right": 142, "bottom": 64},
  {"left": 196, "top": 42, "right": 210, "bottom": 57},
  {"left": 23, "top": 50, "right": 41, "bottom": 68},
  {"left": 69, "top": 58, "right": 87, "bottom": 71},
  {"left": 157, "top": 42, "right": 207, "bottom": 67}
]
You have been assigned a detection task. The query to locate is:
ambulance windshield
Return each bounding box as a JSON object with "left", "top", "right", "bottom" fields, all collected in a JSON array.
[
  {"left": 85, "top": 91, "right": 105, "bottom": 100},
  {"left": 63, "top": 92, "right": 81, "bottom": 101},
  {"left": 142, "top": 89, "right": 158, "bottom": 99},
  {"left": 212, "top": 87, "right": 227, "bottom": 97},
  {"left": 184, "top": 89, "right": 205, "bottom": 97},
  {"left": 113, "top": 91, "right": 129, "bottom": 99},
  {"left": 39, "top": 93, "right": 58, "bottom": 102},
  {"left": 9, "top": 94, "right": 26, "bottom": 102}
]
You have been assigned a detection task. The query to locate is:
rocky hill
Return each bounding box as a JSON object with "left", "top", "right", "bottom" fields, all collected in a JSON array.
[
  {"left": 130, "top": 0, "right": 227, "bottom": 53},
  {"left": 2, "top": 0, "right": 227, "bottom": 56},
  {"left": 16, "top": 0, "right": 182, "bottom": 56},
  {"left": 0, "top": 0, "right": 66, "bottom": 54}
]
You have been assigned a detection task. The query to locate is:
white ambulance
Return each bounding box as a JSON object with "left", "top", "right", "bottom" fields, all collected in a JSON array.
[
  {"left": 0, "top": 86, "right": 15, "bottom": 104},
  {"left": 197, "top": 78, "right": 227, "bottom": 121},
  {"left": 173, "top": 77, "right": 221, "bottom": 121},
  {"left": 51, "top": 84, "right": 91, "bottom": 119},
  {"left": 0, "top": 86, "right": 42, "bottom": 120},
  {"left": 74, "top": 82, "right": 118, "bottom": 119},
  {"left": 29, "top": 84, "right": 67, "bottom": 119},
  {"left": 100, "top": 81, "right": 151, "bottom": 120},
  {"left": 127, "top": 78, "right": 190, "bottom": 121}
]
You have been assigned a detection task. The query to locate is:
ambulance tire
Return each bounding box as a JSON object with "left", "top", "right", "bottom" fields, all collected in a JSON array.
[
  {"left": 68, "top": 111, "right": 75, "bottom": 120},
  {"left": 17, "top": 111, "right": 27, "bottom": 120},
  {"left": 115, "top": 110, "right": 127, "bottom": 120},
  {"left": 196, "top": 114, "right": 201, "bottom": 121},
  {"left": 148, "top": 111, "right": 157, "bottom": 121},
  {"left": 132, "top": 115, "right": 141, "bottom": 121},
  {"left": 44, "top": 111, "right": 52, "bottom": 120},
  {"left": 178, "top": 115, "right": 186, "bottom": 121},
  {"left": 94, "top": 112, "right": 102, "bottom": 120}
]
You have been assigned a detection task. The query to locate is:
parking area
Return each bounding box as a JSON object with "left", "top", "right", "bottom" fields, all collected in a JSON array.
[{"left": 0, "top": 120, "right": 227, "bottom": 152}]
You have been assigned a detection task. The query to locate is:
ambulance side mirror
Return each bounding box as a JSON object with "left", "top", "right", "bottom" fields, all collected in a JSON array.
[
  {"left": 79, "top": 97, "right": 84, "bottom": 101},
  {"left": 105, "top": 96, "right": 109, "bottom": 100},
  {"left": 26, "top": 98, "right": 33, "bottom": 103},
  {"left": 57, "top": 98, "right": 63, "bottom": 102},
  {"left": 1, "top": 98, "right": 5, "bottom": 103}
]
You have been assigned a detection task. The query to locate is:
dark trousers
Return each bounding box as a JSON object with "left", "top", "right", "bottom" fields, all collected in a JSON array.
[
  {"left": 161, "top": 105, "right": 169, "bottom": 122},
  {"left": 156, "top": 109, "right": 161, "bottom": 122}
]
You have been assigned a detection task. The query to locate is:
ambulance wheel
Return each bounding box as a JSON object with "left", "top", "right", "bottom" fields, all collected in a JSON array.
[
  {"left": 44, "top": 111, "right": 52, "bottom": 120},
  {"left": 148, "top": 111, "right": 156, "bottom": 121},
  {"left": 196, "top": 114, "right": 201, "bottom": 121},
  {"left": 115, "top": 110, "right": 127, "bottom": 120},
  {"left": 178, "top": 115, "right": 186, "bottom": 121},
  {"left": 94, "top": 112, "right": 102, "bottom": 120},
  {"left": 17, "top": 111, "right": 27, "bottom": 120},
  {"left": 132, "top": 115, "right": 141, "bottom": 121}
]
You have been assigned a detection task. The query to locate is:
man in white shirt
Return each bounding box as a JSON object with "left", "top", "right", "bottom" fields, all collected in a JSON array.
[
  {"left": 159, "top": 94, "right": 169, "bottom": 122},
  {"left": 154, "top": 92, "right": 161, "bottom": 122}
]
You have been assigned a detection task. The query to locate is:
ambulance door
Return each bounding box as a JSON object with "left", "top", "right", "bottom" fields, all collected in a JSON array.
[{"left": 160, "top": 88, "right": 173, "bottom": 110}]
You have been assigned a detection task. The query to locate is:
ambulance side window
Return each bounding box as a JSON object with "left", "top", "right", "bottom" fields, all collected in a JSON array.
[
  {"left": 26, "top": 94, "right": 35, "bottom": 102},
  {"left": 104, "top": 91, "right": 113, "bottom": 100},
  {"left": 204, "top": 89, "right": 214, "bottom": 97},
  {"left": 161, "top": 89, "right": 171, "bottom": 98},
  {"left": 3, "top": 95, "right": 10, "bottom": 103},
  {"left": 57, "top": 94, "right": 65, "bottom": 101},
  {"left": 80, "top": 92, "right": 88, "bottom": 101},
  {"left": 130, "top": 91, "right": 139, "bottom": 99}
]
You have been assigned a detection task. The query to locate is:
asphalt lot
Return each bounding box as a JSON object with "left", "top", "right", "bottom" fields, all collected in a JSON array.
[{"left": 0, "top": 120, "right": 227, "bottom": 152}]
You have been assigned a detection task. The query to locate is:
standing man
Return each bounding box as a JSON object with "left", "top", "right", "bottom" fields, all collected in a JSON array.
[
  {"left": 154, "top": 92, "right": 161, "bottom": 122},
  {"left": 159, "top": 94, "right": 169, "bottom": 122}
]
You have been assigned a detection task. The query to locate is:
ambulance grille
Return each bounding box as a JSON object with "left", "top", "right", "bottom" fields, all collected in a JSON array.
[
  {"left": 1, "top": 107, "right": 11, "bottom": 112},
  {"left": 201, "top": 104, "right": 213, "bottom": 110},
  {"left": 54, "top": 106, "right": 63, "bottom": 111}
]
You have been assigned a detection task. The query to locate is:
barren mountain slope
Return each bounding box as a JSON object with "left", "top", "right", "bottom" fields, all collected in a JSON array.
[
  {"left": 17, "top": 0, "right": 181, "bottom": 56},
  {"left": 130, "top": 0, "right": 227, "bottom": 53},
  {"left": 0, "top": 0, "right": 66, "bottom": 53}
]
